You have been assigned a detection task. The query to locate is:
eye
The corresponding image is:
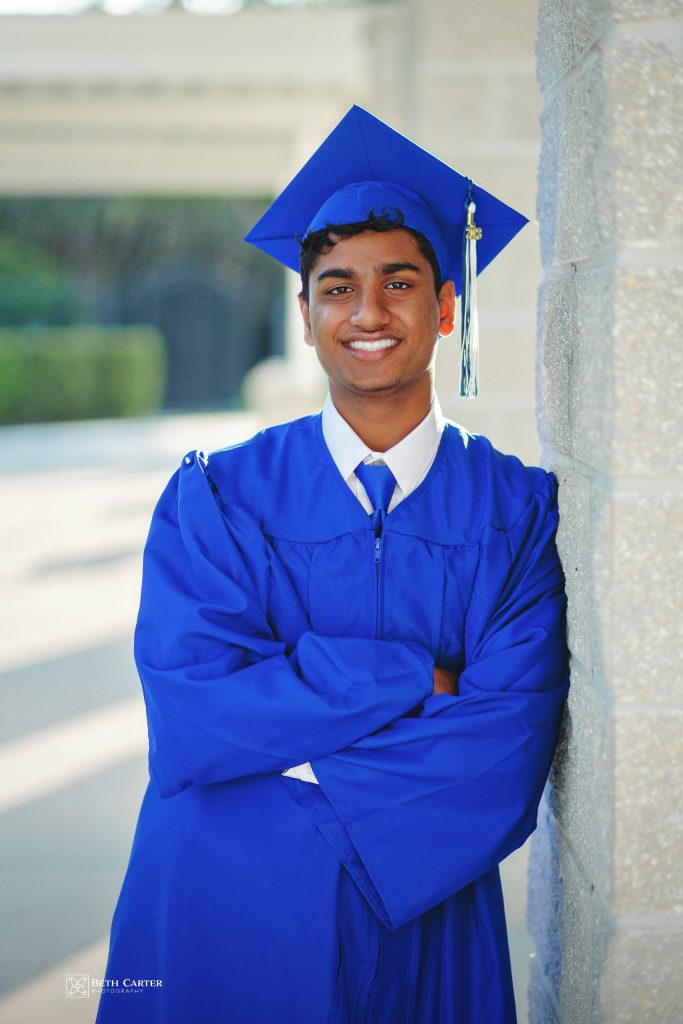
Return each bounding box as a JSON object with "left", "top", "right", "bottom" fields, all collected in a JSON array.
[
  {"left": 386, "top": 280, "right": 410, "bottom": 290},
  {"left": 326, "top": 285, "right": 353, "bottom": 296}
]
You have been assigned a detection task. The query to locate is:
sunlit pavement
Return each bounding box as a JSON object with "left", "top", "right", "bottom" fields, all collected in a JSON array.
[{"left": 0, "top": 412, "right": 533, "bottom": 1023}]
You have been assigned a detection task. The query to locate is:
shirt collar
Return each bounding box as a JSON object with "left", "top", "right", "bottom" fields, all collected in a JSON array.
[{"left": 321, "top": 391, "right": 445, "bottom": 498}]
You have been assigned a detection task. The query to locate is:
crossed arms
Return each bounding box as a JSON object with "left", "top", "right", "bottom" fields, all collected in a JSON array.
[{"left": 135, "top": 450, "right": 568, "bottom": 928}]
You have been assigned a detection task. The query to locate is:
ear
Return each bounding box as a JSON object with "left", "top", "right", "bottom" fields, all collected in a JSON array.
[
  {"left": 437, "top": 280, "right": 456, "bottom": 337},
  {"left": 298, "top": 293, "right": 314, "bottom": 347}
]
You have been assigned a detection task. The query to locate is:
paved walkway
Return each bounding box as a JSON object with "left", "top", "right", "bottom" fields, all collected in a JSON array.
[{"left": 0, "top": 412, "right": 533, "bottom": 1023}]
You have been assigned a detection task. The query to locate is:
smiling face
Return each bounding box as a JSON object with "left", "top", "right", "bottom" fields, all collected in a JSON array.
[{"left": 299, "top": 228, "right": 455, "bottom": 411}]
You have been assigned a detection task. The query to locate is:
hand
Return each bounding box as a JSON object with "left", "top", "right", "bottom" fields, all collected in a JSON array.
[{"left": 433, "top": 666, "right": 459, "bottom": 697}]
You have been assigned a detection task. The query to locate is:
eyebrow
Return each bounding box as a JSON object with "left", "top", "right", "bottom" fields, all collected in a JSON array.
[
  {"left": 316, "top": 267, "right": 355, "bottom": 283},
  {"left": 315, "top": 261, "right": 423, "bottom": 284},
  {"left": 379, "top": 261, "right": 423, "bottom": 276}
]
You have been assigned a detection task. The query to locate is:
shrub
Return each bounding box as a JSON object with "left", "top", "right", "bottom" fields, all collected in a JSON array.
[{"left": 0, "top": 325, "right": 167, "bottom": 424}]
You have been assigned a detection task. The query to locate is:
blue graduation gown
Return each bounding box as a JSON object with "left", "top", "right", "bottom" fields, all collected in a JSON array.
[{"left": 95, "top": 413, "right": 568, "bottom": 1024}]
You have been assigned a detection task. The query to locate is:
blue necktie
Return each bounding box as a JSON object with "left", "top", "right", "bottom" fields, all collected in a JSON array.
[{"left": 354, "top": 461, "right": 397, "bottom": 537}]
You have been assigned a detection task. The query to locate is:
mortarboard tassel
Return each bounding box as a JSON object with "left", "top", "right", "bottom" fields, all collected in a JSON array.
[{"left": 459, "top": 184, "right": 482, "bottom": 398}]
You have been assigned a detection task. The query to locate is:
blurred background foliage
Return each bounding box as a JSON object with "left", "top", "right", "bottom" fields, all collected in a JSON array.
[
  {"left": 0, "top": 196, "right": 284, "bottom": 423},
  {"left": 0, "top": 325, "right": 167, "bottom": 424}
]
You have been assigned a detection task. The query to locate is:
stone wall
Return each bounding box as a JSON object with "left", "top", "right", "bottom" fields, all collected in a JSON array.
[{"left": 530, "top": 2, "right": 683, "bottom": 1021}]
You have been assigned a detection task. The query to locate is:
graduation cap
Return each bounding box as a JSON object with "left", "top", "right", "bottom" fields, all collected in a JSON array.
[{"left": 244, "top": 105, "right": 528, "bottom": 398}]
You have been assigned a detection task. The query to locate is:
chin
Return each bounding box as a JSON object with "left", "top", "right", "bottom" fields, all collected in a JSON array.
[{"left": 348, "top": 378, "right": 403, "bottom": 395}]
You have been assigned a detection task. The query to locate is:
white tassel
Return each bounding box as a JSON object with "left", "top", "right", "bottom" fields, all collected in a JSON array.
[{"left": 459, "top": 196, "right": 482, "bottom": 398}]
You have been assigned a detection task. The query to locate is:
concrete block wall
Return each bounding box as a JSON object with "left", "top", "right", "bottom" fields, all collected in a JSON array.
[{"left": 530, "top": 2, "right": 683, "bottom": 1021}]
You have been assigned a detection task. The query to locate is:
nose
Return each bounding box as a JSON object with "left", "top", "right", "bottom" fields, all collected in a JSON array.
[{"left": 349, "top": 285, "right": 391, "bottom": 331}]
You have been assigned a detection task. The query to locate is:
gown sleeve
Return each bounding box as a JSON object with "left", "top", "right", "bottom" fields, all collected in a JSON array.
[
  {"left": 134, "top": 451, "right": 434, "bottom": 799},
  {"left": 307, "top": 469, "right": 570, "bottom": 930}
]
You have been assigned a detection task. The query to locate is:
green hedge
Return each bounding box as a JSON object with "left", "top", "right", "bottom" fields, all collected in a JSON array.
[{"left": 0, "top": 325, "right": 167, "bottom": 425}]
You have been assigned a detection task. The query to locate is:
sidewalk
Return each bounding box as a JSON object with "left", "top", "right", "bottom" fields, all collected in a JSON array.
[{"left": 0, "top": 409, "right": 268, "bottom": 474}]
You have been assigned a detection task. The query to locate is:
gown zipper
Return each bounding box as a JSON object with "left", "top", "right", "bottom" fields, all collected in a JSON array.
[{"left": 374, "top": 534, "right": 382, "bottom": 639}]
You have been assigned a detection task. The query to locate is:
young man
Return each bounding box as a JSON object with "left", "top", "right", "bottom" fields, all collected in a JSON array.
[{"left": 96, "top": 107, "right": 568, "bottom": 1024}]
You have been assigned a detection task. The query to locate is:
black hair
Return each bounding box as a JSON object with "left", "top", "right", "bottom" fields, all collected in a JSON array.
[{"left": 298, "top": 209, "right": 443, "bottom": 303}]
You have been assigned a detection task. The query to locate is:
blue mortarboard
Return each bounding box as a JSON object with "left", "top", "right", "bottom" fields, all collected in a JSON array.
[{"left": 244, "top": 105, "right": 528, "bottom": 397}]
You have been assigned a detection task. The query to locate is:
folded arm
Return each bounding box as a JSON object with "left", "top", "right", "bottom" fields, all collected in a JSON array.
[
  {"left": 307, "top": 471, "right": 570, "bottom": 930},
  {"left": 135, "top": 451, "right": 433, "bottom": 799},
  {"left": 283, "top": 664, "right": 457, "bottom": 783}
]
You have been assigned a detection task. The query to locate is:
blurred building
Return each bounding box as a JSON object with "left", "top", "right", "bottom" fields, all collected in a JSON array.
[{"left": 0, "top": 0, "right": 542, "bottom": 461}]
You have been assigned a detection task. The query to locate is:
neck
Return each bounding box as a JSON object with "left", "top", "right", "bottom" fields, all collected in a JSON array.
[{"left": 330, "top": 379, "right": 434, "bottom": 452}]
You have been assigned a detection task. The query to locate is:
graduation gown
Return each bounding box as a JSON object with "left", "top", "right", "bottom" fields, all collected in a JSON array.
[{"left": 95, "top": 413, "right": 568, "bottom": 1024}]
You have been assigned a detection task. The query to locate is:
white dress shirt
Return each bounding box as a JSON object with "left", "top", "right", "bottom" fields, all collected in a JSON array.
[{"left": 281, "top": 391, "right": 446, "bottom": 784}]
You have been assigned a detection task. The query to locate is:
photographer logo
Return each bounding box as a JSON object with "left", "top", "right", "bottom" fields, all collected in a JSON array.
[{"left": 66, "top": 974, "right": 89, "bottom": 998}]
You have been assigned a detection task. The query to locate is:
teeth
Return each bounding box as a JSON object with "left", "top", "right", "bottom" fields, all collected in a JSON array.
[{"left": 348, "top": 338, "right": 400, "bottom": 351}]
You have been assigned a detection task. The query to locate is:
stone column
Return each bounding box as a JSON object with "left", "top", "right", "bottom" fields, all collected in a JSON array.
[{"left": 529, "top": 2, "right": 683, "bottom": 1022}]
